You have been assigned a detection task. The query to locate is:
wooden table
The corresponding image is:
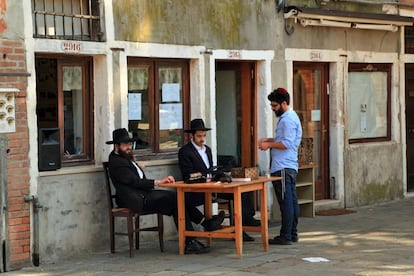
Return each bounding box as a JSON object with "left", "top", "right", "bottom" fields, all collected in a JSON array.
[{"left": 158, "top": 176, "right": 281, "bottom": 257}]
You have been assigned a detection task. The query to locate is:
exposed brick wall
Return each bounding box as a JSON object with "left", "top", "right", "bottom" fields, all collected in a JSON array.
[{"left": 0, "top": 38, "right": 31, "bottom": 269}]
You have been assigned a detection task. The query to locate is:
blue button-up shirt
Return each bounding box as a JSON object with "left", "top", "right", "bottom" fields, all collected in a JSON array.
[{"left": 270, "top": 108, "right": 302, "bottom": 173}]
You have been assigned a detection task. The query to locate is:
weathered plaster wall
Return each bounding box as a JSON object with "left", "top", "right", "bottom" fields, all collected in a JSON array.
[
  {"left": 285, "top": 25, "right": 400, "bottom": 53},
  {"left": 1, "top": 0, "right": 24, "bottom": 39},
  {"left": 38, "top": 172, "right": 107, "bottom": 261},
  {"left": 38, "top": 164, "right": 179, "bottom": 262},
  {"left": 38, "top": 164, "right": 179, "bottom": 263},
  {"left": 112, "top": 0, "right": 278, "bottom": 50},
  {"left": 344, "top": 145, "right": 404, "bottom": 207}
]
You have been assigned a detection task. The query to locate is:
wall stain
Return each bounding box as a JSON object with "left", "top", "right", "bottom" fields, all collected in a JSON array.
[
  {"left": 357, "top": 179, "right": 403, "bottom": 206},
  {"left": 113, "top": 0, "right": 265, "bottom": 48},
  {"left": 61, "top": 210, "right": 72, "bottom": 216}
]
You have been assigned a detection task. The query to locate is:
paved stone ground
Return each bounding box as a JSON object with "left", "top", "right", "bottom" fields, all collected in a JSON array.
[{"left": 5, "top": 197, "right": 414, "bottom": 276}]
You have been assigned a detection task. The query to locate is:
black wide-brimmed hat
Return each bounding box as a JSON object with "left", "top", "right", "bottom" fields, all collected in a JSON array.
[
  {"left": 105, "top": 128, "right": 137, "bottom": 144},
  {"left": 184, "top": 118, "right": 211, "bottom": 133}
]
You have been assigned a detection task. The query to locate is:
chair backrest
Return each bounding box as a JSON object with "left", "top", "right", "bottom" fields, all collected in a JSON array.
[{"left": 103, "top": 161, "right": 117, "bottom": 209}]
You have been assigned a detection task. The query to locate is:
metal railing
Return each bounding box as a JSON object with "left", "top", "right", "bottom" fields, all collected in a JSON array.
[{"left": 32, "top": 0, "right": 103, "bottom": 41}]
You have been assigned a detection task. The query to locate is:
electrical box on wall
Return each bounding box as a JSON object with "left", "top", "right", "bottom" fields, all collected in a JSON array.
[{"left": 0, "top": 88, "right": 19, "bottom": 133}]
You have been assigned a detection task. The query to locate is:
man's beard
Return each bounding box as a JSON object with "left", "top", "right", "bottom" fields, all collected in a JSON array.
[
  {"left": 274, "top": 108, "right": 284, "bottom": 117},
  {"left": 118, "top": 148, "right": 134, "bottom": 160}
]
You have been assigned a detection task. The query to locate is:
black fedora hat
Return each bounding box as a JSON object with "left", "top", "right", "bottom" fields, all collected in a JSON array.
[
  {"left": 184, "top": 118, "right": 211, "bottom": 133},
  {"left": 106, "top": 128, "right": 137, "bottom": 144}
]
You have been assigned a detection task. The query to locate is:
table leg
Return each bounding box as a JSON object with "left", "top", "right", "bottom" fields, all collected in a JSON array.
[
  {"left": 204, "top": 192, "right": 213, "bottom": 245},
  {"left": 233, "top": 187, "right": 242, "bottom": 257},
  {"left": 260, "top": 182, "right": 269, "bottom": 252},
  {"left": 204, "top": 192, "right": 212, "bottom": 219},
  {"left": 177, "top": 188, "right": 186, "bottom": 255}
]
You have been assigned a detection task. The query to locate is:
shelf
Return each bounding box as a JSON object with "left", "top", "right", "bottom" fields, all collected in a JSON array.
[
  {"left": 296, "top": 182, "right": 313, "bottom": 187},
  {"left": 298, "top": 199, "right": 313, "bottom": 205},
  {"left": 297, "top": 166, "right": 315, "bottom": 217}
]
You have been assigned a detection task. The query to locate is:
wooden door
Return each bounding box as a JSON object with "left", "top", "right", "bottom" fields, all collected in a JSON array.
[
  {"left": 216, "top": 61, "right": 256, "bottom": 169},
  {"left": 405, "top": 64, "right": 414, "bottom": 192},
  {"left": 293, "top": 62, "right": 330, "bottom": 200}
]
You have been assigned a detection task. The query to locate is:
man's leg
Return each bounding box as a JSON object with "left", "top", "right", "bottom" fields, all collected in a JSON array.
[
  {"left": 285, "top": 169, "right": 299, "bottom": 242},
  {"left": 183, "top": 192, "right": 226, "bottom": 254},
  {"left": 185, "top": 192, "right": 225, "bottom": 231},
  {"left": 217, "top": 193, "right": 256, "bottom": 241},
  {"left": 242, "top": 192, "right": 261, "bottom": 226},
  {"left": 218, "top": 193, "right": 259, "bottom": 226},
  {"left": 143, "top": 190, "right": 177, "bottom": 215},
  {"left": 145, "top": 190, "right": 210, "bottom": 254},
  {"left": 270, "top": 169, "right": 298, "bottom": 245},
  {"left": 185, "top": 192, "right": 205, "bottom": 224}
]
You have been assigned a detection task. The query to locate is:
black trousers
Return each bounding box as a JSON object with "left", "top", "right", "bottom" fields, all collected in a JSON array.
[
  {"left": 185, "top": 191, "right": 256, "bottom": 224},
  {"left": 143, "top": 189, "right": 197, "bottom": 231}
]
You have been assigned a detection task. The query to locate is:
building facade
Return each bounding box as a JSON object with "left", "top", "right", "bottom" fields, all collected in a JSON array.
[{"left": 0, "top": 0, "right": 413, "bottom": 270}]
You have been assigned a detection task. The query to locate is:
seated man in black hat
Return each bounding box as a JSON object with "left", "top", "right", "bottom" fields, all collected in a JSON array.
[
  {"left": 178, "top": 119, "right": 260, "bottom": 242},
  {"left": 106, "top": 128, "right": 224, "bottom": 254}
]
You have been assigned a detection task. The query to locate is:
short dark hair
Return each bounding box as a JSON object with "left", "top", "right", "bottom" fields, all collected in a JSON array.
[{"left": 268, "top": 87, "right": 290, "bottom": 105}]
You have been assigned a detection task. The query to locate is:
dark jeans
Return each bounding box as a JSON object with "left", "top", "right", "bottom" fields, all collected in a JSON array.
[{"left": 271, "top": 168, "right": 300, "bottom": 241}]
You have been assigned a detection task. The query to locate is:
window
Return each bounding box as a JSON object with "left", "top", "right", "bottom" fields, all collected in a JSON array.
[
  {"left": 127, "top": 58, "right": 190, "bottom": 155},
  {"left": 32, "top": 0, "right": 102, "bottom": 41},
  {"left": 35, "top": 56, "right": 94, "bottom": 164},
  {"left": 348, "top": 63, "right": 391, "bottom": 143},
  {"left": 405, "top": 26, "right": 414, "bottom": 54}
]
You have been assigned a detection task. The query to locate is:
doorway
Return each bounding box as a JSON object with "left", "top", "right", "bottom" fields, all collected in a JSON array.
[
  {"left": 215, "top": 61, "right": 256, "bottom": 169},
  {"left": 405, "top": 64, "right": 414, "bottom": 192},
  {"left": 293, "top": 62, "right": 330, "bottom": 200}
]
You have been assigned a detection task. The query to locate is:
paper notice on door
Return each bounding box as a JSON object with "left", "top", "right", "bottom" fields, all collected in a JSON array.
[
  {"left": 128, "top": 93, "right": 142, "bottom": 120},
  {"left": 311, "top": 110, "right": 320, "bottom": 121}
]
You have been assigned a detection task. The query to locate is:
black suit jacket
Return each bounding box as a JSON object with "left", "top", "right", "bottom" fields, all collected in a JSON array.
[
  {"left": 178, "top": 142, "right": 212, "bottom": 181},
  {"left": 108, "top": 151, "right": 155, "bottom": 212},
  {"left": 178, "top": 142, "right": 256, "bottom": 221}
]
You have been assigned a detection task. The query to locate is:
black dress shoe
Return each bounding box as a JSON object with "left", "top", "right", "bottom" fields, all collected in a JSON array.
[
  {"left": 243, "top": 216, "right": 261, "bottom": 226},
  {"left": 185, "top": 239, "right": 210, "bottom": 254},
  {"left": 243, "top": 231, "right": 255, "bottom": 242},
  {"left": 202, "top": 211, "right": 225, "bottom": 231},
  {"left": 292, "top": 236, "right": 299, "bottom": 242},
  {"left": 194, "top": 239, "right": 210, "bottom": 249},
  {"left": 269, "top": 236, "right": 292, "bottom": 245}
]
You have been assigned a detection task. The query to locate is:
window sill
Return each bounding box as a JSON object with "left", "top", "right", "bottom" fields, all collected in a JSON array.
[
  {"left": 39, "top": 158, "right": 179, "bottom": 176},
  {"left": 39, "top": 165, "right": 102, "bottom": 177},
  {"left": 140, "top": 158, "right": 178, "bottom": 167}
]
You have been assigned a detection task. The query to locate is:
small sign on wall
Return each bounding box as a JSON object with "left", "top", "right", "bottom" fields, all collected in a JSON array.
[
  {"left": 61, "top": 41, "right": 81, "bottom": 53},
  {"left": 0, "top": 88, "right": 18, "bottom": 133}
]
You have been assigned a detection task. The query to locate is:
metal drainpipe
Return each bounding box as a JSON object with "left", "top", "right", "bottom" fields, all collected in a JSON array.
[{"left": 23, "top": 195, "right": 42, "bottom": 267}]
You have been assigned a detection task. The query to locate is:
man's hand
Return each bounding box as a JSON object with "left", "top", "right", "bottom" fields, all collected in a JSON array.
[
  {"left": 258, "top": 138, "right": 272, "bottom": 151},
  {"left": 259, "top": 141, "right": 270, "bottom": 151},
  {"left": 155, "top": 176, "right": 175, "bottom": 186}
]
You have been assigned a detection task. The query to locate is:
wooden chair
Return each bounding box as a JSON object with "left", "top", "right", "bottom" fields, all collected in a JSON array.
[{"left": 102, "top": 162, "right": 164, "bottom": 257}]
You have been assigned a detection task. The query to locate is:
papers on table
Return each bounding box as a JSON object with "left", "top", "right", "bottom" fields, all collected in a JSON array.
[{"left": 231, "top": 177, "right": 252, "bottom": 182}]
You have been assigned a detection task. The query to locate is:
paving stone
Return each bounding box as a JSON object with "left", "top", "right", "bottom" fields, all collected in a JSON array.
[{"left": 3, "top": 198, "right": 414, "bottom": 276}]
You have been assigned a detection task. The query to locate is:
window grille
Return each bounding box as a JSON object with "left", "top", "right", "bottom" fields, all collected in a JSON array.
[{"left": 32, "top": 0, "right": 103, "bottom": 41}]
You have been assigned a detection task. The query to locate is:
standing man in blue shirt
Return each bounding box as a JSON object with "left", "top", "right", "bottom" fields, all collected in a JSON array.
[{"left": 258, "top": 88, "right": 302, "bottom": 245}]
